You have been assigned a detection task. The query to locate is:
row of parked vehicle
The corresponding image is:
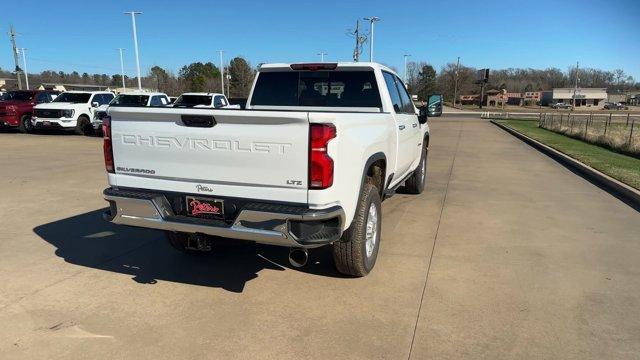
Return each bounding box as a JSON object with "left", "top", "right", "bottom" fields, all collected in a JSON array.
[{"left": 0, "top": 90, "right": 238, "bottom": 135}]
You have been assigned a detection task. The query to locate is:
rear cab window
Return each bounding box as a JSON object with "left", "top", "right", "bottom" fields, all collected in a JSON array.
[
  {"left": 173, "top": 95, "right": 213, "bottom": 107},
  {"left": 250, "top": 68, "right": 382, "bottom": 108}
]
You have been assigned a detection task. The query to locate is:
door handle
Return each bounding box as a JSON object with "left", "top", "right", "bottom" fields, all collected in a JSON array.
[
  {"left": 398, "top": 125, "right": 405, "bottom": 130},
  {"left": 412, "top": 123, "right": 418, "bottom": 128}
]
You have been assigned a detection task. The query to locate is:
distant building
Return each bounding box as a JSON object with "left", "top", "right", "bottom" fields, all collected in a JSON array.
[
  {"left": 540, "top": 91, "right": 553, "bottom": 106},
  {"left": 0, "top": 78, "right": 18, "bottom": 91},
  {"left": 38, "top": 83, "right": 113, "bottom": 92},
  {"left": 459, "top": 94, "right": 479, "bottom": 105},
  {"left": 552, "top": 88, "right": 607, "bottom": 108},
  {"left": 522, "top": 91, "right": 543, "bottom": 106}
]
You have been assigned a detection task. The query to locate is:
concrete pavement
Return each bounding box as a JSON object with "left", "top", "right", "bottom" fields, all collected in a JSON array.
[{"left": 0, "top": 117, "right": 638, "bottom": 359}]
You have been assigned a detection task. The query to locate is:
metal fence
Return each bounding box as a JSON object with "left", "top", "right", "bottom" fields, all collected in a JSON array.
[
  {"left": 482, "top": 111, "right": 640, "bottom": 156},
  {"left": 539, "top": 113, "right": 639, "bottom": 155}
]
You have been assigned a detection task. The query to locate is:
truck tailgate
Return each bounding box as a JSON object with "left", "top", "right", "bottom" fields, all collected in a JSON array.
[{"left": 108, "top": 107, "right": 309, "bottom": 203}]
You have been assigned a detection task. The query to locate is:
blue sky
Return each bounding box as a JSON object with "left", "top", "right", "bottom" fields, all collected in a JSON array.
[{"left": 2, "top": 0, "right": 639, "bottom": 79}]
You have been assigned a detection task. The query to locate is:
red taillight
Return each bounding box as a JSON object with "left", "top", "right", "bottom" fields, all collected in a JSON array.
[
  {"left": 103, "top": 116, "right": 114, "bottom": 173},
  {"left": 290, "top": 63, "right": 338, "bottom": 71},
  {"left": 309, "top": 124, "right": 336, "bottom": 189}
]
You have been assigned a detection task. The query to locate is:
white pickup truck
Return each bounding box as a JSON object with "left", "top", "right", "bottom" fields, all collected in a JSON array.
[
  {"left": 102, "top": 62, "right": 430, "bottom": 276},
  {"left": 32, "top": 91, "right": 115, "bottom": 135},
  {"left": 171, "top": 92, "right": 240, "bottom": 109}
]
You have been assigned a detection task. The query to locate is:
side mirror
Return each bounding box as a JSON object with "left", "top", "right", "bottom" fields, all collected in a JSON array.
[
  {"left": 418, "top": 106, "right": 428, "bottom": 124},
  {"left": 91, "top": 102, "right": 99, "bottom": 108}
]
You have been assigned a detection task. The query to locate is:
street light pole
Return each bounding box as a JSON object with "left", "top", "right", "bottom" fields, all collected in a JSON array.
[
  {"left": 572, "top": 61, "right": 579, "bottom": 111},
  {"left": 18, "top": 48, "right": 29, "bottom": 89},
  {"left": 363, "top": 17, "right": 380, "bottom": 62},
  {"left": 317, "top": 52, "right": 327, "bottom": 62},
  {"left": 124, "top": 11, "right": 143, "bottom": 90},
  {"left": 117, "top": 48, "right": 126, "bottom": 91},
  {"left": 403, "top": 54, "right": 411, "bottom": 83},
  {"left": 218, "top": 50, "right": 225, "bottom": 95}
]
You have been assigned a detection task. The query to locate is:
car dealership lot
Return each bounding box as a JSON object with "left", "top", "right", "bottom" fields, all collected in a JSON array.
[{"left": 1, "top": 116, "right": 639, "bottom": 359}]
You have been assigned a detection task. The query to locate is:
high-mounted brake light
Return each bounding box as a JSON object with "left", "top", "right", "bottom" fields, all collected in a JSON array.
[
  {"left": 290, "top": 63, "right": 338, "bottom": 71},
  {"left": 309, "top": 124, "right": 336, "bottom": 189},
  {"left": 103, "top": 116, "right": 114, "bottom": 173}
]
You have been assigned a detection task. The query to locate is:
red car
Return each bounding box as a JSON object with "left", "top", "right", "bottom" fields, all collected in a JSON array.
[{"left": 0, "top": 90, "right": 60, "bottom": 133}]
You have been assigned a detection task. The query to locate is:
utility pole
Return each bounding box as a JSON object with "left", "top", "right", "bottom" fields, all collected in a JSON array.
[
  {"left": 117, "top": 48, "right": 126, "bottom": 91},
  {"left": 403, "top": 54, "right": 411, "bottom": 83},
  {"left": 8, "top": 25, "right": 23, "bottom": 90},
  {"left": 218, "top": 50, "right": 225, "bottom": 95},
  {"left": 226, "top": 73, "right": 230, "bottom": 98},
  {"left": 124, "top": 11, "right": 143, "bottom": 90},
  {"left": 452, "top": 57, "right": 460, "bottom": 108},
  {"left": 317, "top": 52, "right": 327, "bottom": 62},
  {"left": 572, "top": 61, "right": 579, "bottom": 111},
  {"left": 18, "top": 48, "right": 29, "bottom": 89},
  {"left": 353, "top": 20, "right": 361, "bottom": 62},
  {"left": 363, "top": 16, "right": 380, "bottom": 62}
]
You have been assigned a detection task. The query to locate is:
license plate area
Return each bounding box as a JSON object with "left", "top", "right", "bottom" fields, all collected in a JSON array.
[{"left": 185, "top": 196, "right": 224, "bottom": 219}]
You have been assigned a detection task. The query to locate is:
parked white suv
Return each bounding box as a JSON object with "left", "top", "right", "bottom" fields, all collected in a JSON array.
[
  {"left": 92, "top": 92, "right": 170, "bottom": 133},
  {"left": 171, "top": 92, "right": 240, "bottom": 109},
  {"left": 102, "top": 62, "right": 430, "bottom": 276},
  {"left": 32, "top": 91, "right": 115, "bottom": 134}
]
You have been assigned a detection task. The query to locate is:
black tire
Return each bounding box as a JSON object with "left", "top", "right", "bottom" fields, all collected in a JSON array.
[
  {"left": 74, "top": 115, "right": 91, "bottom": 136},
  {"left": 18, "top": 114, "right": 34, "bottom": 134},
  {"left": 404, "top": 145, "right": 428, "bottom": 195},
  {"left": 332, "top": 180, "right": 382, "bottom": 277}
]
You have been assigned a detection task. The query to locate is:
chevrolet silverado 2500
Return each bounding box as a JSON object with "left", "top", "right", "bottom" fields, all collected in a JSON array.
[{"left": 102, "top": 62, "right": 430, "bottom": 276}]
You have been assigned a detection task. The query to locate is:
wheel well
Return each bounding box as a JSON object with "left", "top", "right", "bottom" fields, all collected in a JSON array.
[
  {"left": 79, "top": 114, "right": 90, "bottom": 120},
  {"left": 366, "top": 159, "right": 386, "bottom": 197}
]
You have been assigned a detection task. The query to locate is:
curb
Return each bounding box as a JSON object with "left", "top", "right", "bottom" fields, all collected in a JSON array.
[{"left": 490, "top": 120, "right": 640, "bottom": 211}]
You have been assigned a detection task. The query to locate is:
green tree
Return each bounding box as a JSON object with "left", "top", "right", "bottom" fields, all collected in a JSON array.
[
  {"left": 228, "top": 57, "right": 255, "bottom": 97},
  {"left": 178, "top": 62, "right": 220, "bottom": 92},
  {"left": 415, "top": 65, "right": 437, "bottom": 101}
]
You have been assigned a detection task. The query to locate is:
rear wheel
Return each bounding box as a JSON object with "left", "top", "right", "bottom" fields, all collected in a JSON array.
[
  {"left": 74, "top": 115, "right": 92, "bottom": 135},
  {"left": 332, "top": 180, "right": 382, "bottom": 277},
  {"left": 404, "top": 145, "right": 427, "bottom": 194},
  {"left": 18, "top": 115, "right": 34, "bottom": 134}
]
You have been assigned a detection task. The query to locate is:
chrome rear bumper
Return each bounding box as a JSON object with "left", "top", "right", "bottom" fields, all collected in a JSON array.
[{"left": 103, "top": 188, "right": 344, "bottom": 248}]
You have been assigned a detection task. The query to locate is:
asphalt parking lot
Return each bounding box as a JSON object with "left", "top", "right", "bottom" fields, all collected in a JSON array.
[{"left": 1, "top": 116, "right": 639, "bottom": 359}]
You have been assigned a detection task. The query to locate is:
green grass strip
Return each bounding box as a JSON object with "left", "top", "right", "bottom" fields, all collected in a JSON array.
[{"left": 495, "top": 119, "right": 640, "bottom": 190}]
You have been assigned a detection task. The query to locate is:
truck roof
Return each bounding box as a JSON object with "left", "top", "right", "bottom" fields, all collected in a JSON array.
[
  {"left": 62, "top": 90, "right": 114, "bottom": 94},
  {"left": 118, "top": 91, "right": 167, "bottom": 96},
  {"left": 179, "top": 92, "right": 225, "bottom": 96},
  {"left": 258, "top": 62, "right": 399, "bottom": 77}
]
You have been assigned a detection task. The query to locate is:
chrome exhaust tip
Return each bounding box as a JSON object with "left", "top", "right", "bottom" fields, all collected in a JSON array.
[{"left": 288, "top": 248, "right": 308, "bottom": 268}]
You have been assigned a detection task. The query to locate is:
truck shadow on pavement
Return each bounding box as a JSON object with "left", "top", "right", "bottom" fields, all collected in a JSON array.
[{"left": 33, "top": 209, "right": 343, "bottom": 293}]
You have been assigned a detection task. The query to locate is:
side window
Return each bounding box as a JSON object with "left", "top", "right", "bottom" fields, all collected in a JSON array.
[
  {"left": 35, "top": 92, "right": 50, "bottom": 103},
  {"left": 394, "top": 76, "right": 415, "bottom": 114},
  {"left": 102, "top": 93, "right": 115, "bottom": 105},
  {"left": 383, "top": 72, "right": 402, "bottom": 113},
  {"left": 150, "top": 96, "right": 163, "bottom": 106},
  {"left": 160, "top": 96, "right": 169, "bottom": 105},
  {"left": 214, "top": 96, "right": 226, "bottom": 107}
]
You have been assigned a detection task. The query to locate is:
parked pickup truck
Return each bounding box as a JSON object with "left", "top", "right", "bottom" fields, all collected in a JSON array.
[
  {"left": 171, "top": 92, "right": 241, "bottom": 109},
  {"left": 0, "top": 90, "right": 60, "bottom": 132},
  {"left": 102, "top": 62, "right": 430, "bottom": 276},
  {"left": 92, "top": 92, "right": 171, "bottom": 134},
  {"left": 32, "top": 91, "right": 115, "bottom": 134}
]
